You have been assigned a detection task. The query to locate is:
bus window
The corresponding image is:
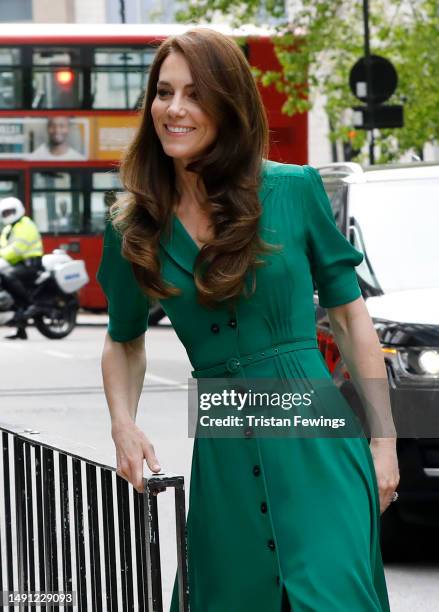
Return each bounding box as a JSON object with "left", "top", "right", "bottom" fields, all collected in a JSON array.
[
  {"left": 32, "top": 48, "right": 83, "bottom": 109},
  {"left": 0, "top": 178, "right": 18, "bottom": 199},
  {"left": 0, "top": 177, "right": 19, "bottom": 228},
  {"left": 90, "top": 171, "right": 122, "bottom": 233},
  {"left": 31, "top": 170, "right": 84, "bottom": 234},
  {"left": 91, "top": 47, "right": 155, "bottom": 109},
  {"left": 0, "top": 48, "right": 22, "bottom": 108}
]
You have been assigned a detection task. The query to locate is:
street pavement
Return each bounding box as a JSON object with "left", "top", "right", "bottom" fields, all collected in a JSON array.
[{"left": 0, "top": 316, "right": 438, "bottom": 611}]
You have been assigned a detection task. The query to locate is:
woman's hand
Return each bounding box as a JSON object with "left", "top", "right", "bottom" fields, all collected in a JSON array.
[
  {"left": 369, "top": 438, "right": 400, "bottom": 514},
  {"left": 112, "top": 420, "right": 162, "bottom": 494}
]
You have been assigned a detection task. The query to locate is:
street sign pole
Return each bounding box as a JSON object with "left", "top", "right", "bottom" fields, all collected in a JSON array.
[
  {"left": 119, "top": 0, "right": 126, "bottom": 24},
  {"left": 363, "top": 0, "right": 375, "bottom": 165},
  {"left": 349, "top": 10, "right": 403, "bottom": 160}
]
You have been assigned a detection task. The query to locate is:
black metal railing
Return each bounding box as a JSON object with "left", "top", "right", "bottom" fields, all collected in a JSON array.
[{"left": 0, "top": 425, "right": 189, "bottom": 611}]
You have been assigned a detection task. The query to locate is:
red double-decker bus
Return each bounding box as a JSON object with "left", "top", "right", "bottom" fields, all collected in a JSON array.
[{"left": 0, "top": 23, "right": 308, "bottom": 310}]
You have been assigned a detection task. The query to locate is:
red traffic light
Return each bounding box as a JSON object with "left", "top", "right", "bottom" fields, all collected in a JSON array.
[{"left": 55, "top": 70, "right": 74, "bottom": 86}]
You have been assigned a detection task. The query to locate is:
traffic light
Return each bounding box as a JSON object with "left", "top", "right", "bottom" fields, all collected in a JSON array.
[{"left": 344, "top": 129, "right": 361, "bottom": 161}]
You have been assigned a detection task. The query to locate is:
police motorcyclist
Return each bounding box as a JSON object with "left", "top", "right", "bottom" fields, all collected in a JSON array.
[{"left": 0, "top": 197, "right": 43, "bottom": 340}]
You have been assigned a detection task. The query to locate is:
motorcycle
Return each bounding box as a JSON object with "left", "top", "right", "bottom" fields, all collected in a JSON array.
[{"left": 0, "top": 250, "right": 89, "bottom": 339}]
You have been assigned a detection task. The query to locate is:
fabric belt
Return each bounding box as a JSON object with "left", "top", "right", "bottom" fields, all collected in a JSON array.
[{"left": 191, "top": 337, "right": 319, "bottom": 378}]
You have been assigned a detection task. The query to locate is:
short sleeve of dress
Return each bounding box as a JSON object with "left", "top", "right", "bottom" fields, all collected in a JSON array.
[
  {"left": 96, "top": 220, "right": 149, "bottom": 342},
  {"left": 302, "top": 164, "right": 364, "bottom": 308}
]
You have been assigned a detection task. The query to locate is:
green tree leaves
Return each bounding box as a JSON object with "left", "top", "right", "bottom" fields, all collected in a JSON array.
[{"left": 177, "top": 0, "right": 439, "bottom": 163}]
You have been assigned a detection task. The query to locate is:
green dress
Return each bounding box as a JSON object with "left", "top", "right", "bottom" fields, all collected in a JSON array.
[{"left": 97, "top": 161, "right": 391, "bottom": 612}]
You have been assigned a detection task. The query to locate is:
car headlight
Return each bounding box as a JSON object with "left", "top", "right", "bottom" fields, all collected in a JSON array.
[
  {"left": 418, "top": 350, "right": 439, "bottom": 375},
  {"left": 391, "top": 347, "right": 439, "bottom": 377}
]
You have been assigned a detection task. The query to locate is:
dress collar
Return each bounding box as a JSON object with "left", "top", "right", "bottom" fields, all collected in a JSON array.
[{"left": 159, "top": 177, "right": 275, "bottom": 276}]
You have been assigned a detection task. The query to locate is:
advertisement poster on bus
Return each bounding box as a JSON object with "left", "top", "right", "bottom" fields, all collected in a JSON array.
[
  {"left": 0, "top": 117, "right": 89, "bottom": 160},
  {"left": 92, "top": 115, "right": 138, "bottom": 160},
  {"left": 28, "top": 116, "right": 88, "bottom": 160},
  {"left": 0, "top": 115, "right": 139, "bottom": 161}
]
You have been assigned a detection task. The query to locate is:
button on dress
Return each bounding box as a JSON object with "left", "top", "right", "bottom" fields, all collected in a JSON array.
[{"left": 97, "top": 161, "right": 391, "bottom": 612}]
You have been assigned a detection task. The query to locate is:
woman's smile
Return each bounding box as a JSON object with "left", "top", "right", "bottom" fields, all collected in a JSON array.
[{"left": 164, "top": 124, "right": 196, "bottom": 135}]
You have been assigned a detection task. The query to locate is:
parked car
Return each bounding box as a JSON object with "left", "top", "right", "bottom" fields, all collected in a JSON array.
[
  {"left": 149, "top": 301, "right": 167, "bottom": 325},
  {"left": 317, "top": 161, "right": 439, "bottom": 557}
]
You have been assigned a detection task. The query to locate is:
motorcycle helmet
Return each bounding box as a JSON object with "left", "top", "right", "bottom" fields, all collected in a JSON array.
[{"left": 0, "top": 197, "right": 25, "bottom": 225}]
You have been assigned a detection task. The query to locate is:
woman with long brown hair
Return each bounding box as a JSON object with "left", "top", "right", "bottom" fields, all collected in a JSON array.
[{"left": 97, "top": 27, "right": 399, "bottom": 611}]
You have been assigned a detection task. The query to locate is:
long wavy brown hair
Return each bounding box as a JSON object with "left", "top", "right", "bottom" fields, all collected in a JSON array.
[{"left": 112, "top": 27, "right": 279, "bottom": 310}]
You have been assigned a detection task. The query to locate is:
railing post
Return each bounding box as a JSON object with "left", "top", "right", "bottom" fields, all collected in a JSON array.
[
  {"left": 59, "top": 452, "right": 73, "bottom": 611},
  {"left": 133, "top": 484, "right": 148, "bottom": 610},
  {"left": 3, "top": 433, "right": 13, "bottom": 596},
  {"left": 86, "top": 463, "right": 102, "bottom": 611},
  {"left": 42, "top": 447, "right": 58, "bottom": 594},
  {"left": 174, "top": 482, "right": 189, "bottom": 612},
  {"left": 116, "top": 475, "right": 134, "bottom": 611},
  {"left": 24, "top": 441, "right": 36, "bottom": 603},
  {"left": 100, "top": 468, "right": 118, "bottom": 611},
  {"left": 14, "top": 437, "right": 27, "bottom": 602},
  {"left": 34, "top": 444, "right": 46, "bottom": 593},
  {"left": 144, "top": 477, "right": 165, "bottom": 612},
  {"left": 72, "top": 457, "right": 87, "bottom": 609},
  {"left": 145, "top": 475, "right": 190, "bottom": 612}
]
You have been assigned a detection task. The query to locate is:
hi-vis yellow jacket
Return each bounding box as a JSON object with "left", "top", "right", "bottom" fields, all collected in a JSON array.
[{"left": 0, "top": 216, "right": 43, "bottom": 265}]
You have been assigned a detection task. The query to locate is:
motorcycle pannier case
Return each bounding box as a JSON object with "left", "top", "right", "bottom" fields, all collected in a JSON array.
[{"left": 53, "top": 260, "right": 89, "bottom": 293}]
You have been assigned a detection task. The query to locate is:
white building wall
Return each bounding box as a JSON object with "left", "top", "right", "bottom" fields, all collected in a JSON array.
[
  {"left": 74, "top": 0, "right": 106, "bottom": 23},
  {"left": 106, "top": 0, "right": 182, "bottom": 23},
  {"left": 33, "top": 0, "right": 75, "bottom": 22},
  {"left": 33, "top": 0, "right": 106, "bottom": 22},
  {"left": 308, "top": 85, "right": 333, "bottom": 166}
]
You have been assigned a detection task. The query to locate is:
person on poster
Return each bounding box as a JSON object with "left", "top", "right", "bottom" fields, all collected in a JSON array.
[
  {"left": 28, "top": 116, "right": 85, "bottom": 160},
  {"left": 96, "top": 28, "right": 399, "bottom": 612}
]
